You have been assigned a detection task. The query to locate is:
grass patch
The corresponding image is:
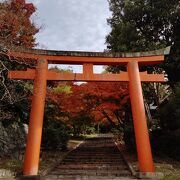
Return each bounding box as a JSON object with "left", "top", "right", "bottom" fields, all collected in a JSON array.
[
  {"left": 0, "top": 159, "right": 22, "bottom": 172},
  {"left": 163, "top": 175, "right": 180, "bottom": 180},
  {"left": 155, "top": 159, "right": 180, "bottom": 180}
]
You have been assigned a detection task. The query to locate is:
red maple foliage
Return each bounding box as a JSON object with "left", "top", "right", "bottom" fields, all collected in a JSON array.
[
  {"left": 0, "top": 0, "right": 39, "bottom": 117},
  {"left": 47, "top": 82, "right": 129, "bottom": 127},
  {"left": 0, "top": 0, "right": 38, "bottom": 48}
]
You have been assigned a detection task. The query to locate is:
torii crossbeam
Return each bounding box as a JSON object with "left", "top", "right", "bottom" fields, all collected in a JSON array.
[{"left": 8, "top": 47, "right": 170, "bottom": 179}]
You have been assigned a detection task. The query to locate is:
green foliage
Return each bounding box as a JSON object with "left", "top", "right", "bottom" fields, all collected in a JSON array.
[
  {"left": 97, "top": 122, "right": 113, "bottom": 134},
  {"left": 106, "top": 0, "right": 180, "bottom": 156},
  {"left": 150, "top": 84, "right": 180, "bottom": 160},
  {"left": 42, "top": 120, "right": 69, "bottom": 150},
  {"left": 123, "top": 105, "right": 136, "bottom": 151},
  {"left": 107, "top": 0, "right": 179, "bottom": 51},
  {"left": 152, "top": 131, "right": 180, "bottom": 161},
  {"left": 0, "top": 80, "right": 32, "bottom": 126},
  {"left": 158, "top": 83, "right": 180, "bottom": 130},
  {"left": 52, "top": 85, "right": 72, "bottom": 94},
  {"left": 106, "top": 0, "right": 180, "bottom": 85},
  {"left": 123, "top": 124, "right": 136, "bottom": 151},
  {"left": 42, "top": 101, "right": 70, "bottom": 150},
  {"left": 70, "top": 113, "right": 96, "bottom": 136},
  {"left": 49, "top": 66, "right": 73, "bottom": 74}
]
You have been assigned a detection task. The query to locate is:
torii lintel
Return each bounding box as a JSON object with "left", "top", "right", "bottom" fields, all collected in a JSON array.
[
  {"left": 8, "top": 46, "right": 170, "bottom": 65},
  {"left": 8, "top": 68, "right": 166, "bottom": 82},
  {"left": 8, "top": 47, "right": 170, "bottom": 82}
]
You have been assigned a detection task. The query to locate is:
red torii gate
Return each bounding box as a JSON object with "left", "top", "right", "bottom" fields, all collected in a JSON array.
[{"left": 8, "top": 47, "right": 170, "bottom": 179}]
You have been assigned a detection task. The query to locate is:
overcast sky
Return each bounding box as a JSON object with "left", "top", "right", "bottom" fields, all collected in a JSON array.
[
  {"left": 26, "top": 0, "right": 112, "bottom": 73},
  {"left": 27, "top": 0, "right": 111, "bottom": 52}
]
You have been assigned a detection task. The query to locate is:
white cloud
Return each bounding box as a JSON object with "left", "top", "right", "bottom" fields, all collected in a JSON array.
[
  {"left": 27, "top": 0, "right": 111, "bottom": 52},
  {"left": 27, "top": 0, "right": 111, "bottom": 73}
]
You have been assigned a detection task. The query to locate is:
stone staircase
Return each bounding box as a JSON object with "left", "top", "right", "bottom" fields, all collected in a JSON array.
[{"left": 45, "top": 137, "right": 136, "bottom": 180}]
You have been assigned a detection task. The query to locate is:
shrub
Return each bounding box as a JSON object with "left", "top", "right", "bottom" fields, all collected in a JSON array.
[
  {"left": 42, "top": 120, "right": 70, "bottom": 150},
  {"left": 158, "top": 83, "right": 180, "bottom": 130}
]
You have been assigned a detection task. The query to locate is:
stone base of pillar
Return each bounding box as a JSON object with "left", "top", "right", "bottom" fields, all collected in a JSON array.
[
  {"left": 137, "top": 172, "right": 164, "bottom": 179},
  {"left": 20, "top": 175, "right": 43, "bottom": 180}
]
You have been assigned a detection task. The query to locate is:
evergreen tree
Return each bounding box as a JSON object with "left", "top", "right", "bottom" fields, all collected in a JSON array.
[{"left": 106, "top": 0, "right": 180, "bottom": 86}]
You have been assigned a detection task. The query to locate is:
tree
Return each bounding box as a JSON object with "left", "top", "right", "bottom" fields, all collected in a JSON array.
[
  {"left": 0, "top": 0, "right": 38, "bottom": 48},
  {"left": 151, "top": 83, "right": 180, "bottom": 160},
  {"left": 42, "top": 100, "right": 70, "bottom": 150},
  {"left": 106, "top": 0, "right": 180, "bottom": 86},
  {"left": 0, "top": 0, "right": 38, "bottom": 121},
  {"left": 0, "top": 0, "right": 39, "bottom": 157},
  {"left": 47, "top": 81, "right": 129, "bottom": 136},
  {"left": 106, "top": 0, "right": 179, "bottom": 100},
  {"left": 106, "top": 0, "right": 180, "bottom": 147},
  {"left": 158, "top": 83, "right": 180, "bottom": 130}
]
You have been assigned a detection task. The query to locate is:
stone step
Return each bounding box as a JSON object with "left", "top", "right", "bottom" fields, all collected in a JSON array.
[
  {"left": 68, "top": 154, "right": 122, "bottom": 159},
  {"left": 60, "top": 162, "right": 125, "bottom": 165},
  {"left": 80, "top": 145, "right": 116, "bottom": 147},
  {"left": 62, "top": 161, "right": 124, "bottom": 164},
  {"left": 71, "top": 151, "right": 121, "bottom": 153},
  {"left": 73, "top": 148, "right": 118, "bottom": 149},
  {"left": 68, "top": 153, "right": 122, "bottom": 155},
  {"left": 77, "top": 147, "right": 117, "bottom": 148},
  {"left": 70, "top": 152, "right": 121, "bottom": 155},
  {"left": 46, "top": 137, "right": 134, "bottom": 179},
  {"left": 73, "top": 148, "right": 119, "bottom": 150},
  {"left": 61, "top": 161, "right": 125, "bottom": 164},
  {"left": 63, "top": 158, "right": 124, "bottom": 161},
  {"left": 51, "top": 169, "right": 131, "bottom": 176},
  {"left": 45, "top": 175, "right": 136, "bottom": 180},
  {"left": 79, "top": 142, "right": 114, "bottom": 144},
  {"left": 55, "top": 164, "right": 129, "bottom": 170},
  {"left": 62, "top": 159, "right": 124, "bottom": 163},
  {"left": 68, "top": 156, "right": 122, "bottom": 158},
  {"left": 68, "top": 152, "right": 122, "bottom": 154}
]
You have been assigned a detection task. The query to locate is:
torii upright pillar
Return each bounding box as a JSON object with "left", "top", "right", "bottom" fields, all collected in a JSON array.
[
  {"left": 23, "top": 59, "right": 48, "bottom": 176},
  {"left": 128, "top": 61, "right": 154, "bottom": 172}
]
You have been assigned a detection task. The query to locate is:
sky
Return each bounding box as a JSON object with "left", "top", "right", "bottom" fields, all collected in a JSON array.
[
  {"left": 28, "top": 0, "right": 111, "bottom": 51},
  {"left": 26, "top": 0, "right": 112, "bottom": 73}
]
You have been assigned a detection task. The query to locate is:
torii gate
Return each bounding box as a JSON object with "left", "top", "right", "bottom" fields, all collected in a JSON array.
[{"left": 8, "top": 47, "right": 170, "bottom": 179}]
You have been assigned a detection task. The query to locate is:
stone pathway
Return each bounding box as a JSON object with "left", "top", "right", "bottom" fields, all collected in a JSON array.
[{"left": 45, "top": 136, "right": 137, "bottom": 180}]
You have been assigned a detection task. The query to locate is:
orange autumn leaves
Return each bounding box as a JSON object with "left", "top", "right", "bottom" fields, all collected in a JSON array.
[
  {"left": 0, "top": 0, "right": 38, "bottom": 48},
  {"left": 47, "top": 82, "right": 129, "bottom": 125}
]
